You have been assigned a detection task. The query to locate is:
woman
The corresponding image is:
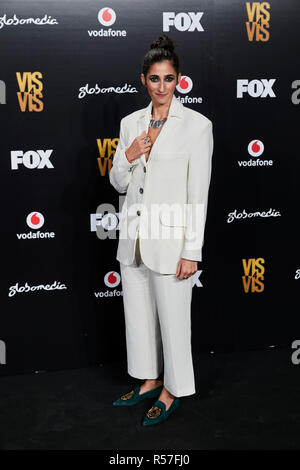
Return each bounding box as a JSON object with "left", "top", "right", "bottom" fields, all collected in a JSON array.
[{"left": 109, "top": 34, "right": 213, "bottom": 426}]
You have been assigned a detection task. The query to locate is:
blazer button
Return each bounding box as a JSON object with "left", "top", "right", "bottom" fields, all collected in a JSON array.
[
  {"left": 139, "top": 188, "right": 143, "bottom": 194},
  {"left": 137, "top": 210, "right": 141, "bottom": 216},
  {"left": 143, "top": 167, "right": 146, "bottom": 173}
]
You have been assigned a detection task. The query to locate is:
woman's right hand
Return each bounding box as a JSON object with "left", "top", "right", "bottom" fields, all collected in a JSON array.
[{"left": 125, "top": 131, "right": 152, "bottom": 163}]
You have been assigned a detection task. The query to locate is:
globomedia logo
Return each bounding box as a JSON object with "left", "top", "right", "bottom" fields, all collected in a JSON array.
[
  {"left": 0, "top": 13, "right": 58, "bottom": 30},
  {"left": 8, "top": 281, "right": 67, "bottom": 297},
  {"left": 175, "top": 75, "right": 202, "bottom": 104},
  {"left": 88, "top": 7, "right": 126, "bottom": 37},
  {"left": 78, "top": 82, "right": 137, "bottom": 99},
  {"left": 237, "top": 139, "right": 273, "bottom": 167},
  {"left": 16, "top": 212, "right": 55, "bottom": 240},
  {"left": 227, "top": 208, "right": 281, "bottom": 223}
]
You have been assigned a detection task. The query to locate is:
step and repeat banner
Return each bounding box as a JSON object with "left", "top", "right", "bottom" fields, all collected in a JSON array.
[{"left": 1, "top": 0, "right": 299, "bottom": 375}]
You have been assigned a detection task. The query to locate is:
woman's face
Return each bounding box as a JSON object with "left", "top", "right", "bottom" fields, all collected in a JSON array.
[{"left": 141, "top": 60, "right": 181, "bottom": 107}]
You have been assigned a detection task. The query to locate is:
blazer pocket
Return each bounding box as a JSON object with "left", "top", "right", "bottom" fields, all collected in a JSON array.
[{"left": 159, "top": 206, "right": 187, "bottom": 227}]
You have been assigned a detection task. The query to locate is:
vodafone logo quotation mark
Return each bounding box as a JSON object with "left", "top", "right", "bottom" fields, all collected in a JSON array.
[
  {"left": 104, "top": 271, "right": 121, "bottom": 288},
  {"left": 176, "top": 76, "right": 193, "bottom": 94},
  {"left": 26, "top": 212, "right": 44, "bottom": 229},
  {"left": 98, "top": 7, "right": 116, "bottom": 26},
  {"left": 248, "top": 140, "right": 264, "bottom": 157}
]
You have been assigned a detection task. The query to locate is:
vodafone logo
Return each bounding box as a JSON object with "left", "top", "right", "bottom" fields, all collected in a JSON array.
[
  {"left": 98, "top": 7, "right": 116, "bottom": 26},
  {"left": 104, "top": 271, "right": 121, "bottom": 288},
  {"left": 237, "top": 139, "right": 273, "bottom": 167},
  {"left": 16, "top": 212, "right": 55, "bottom": 240},
  {"left": 88, "top": 7, "right": 126, "bottom": 38},
  {"left": 175, "top": 75, "right": 202, "bottom": 104},
  {"left": 176, "top": 76, "right": 193, "bottom": 94},
  {"left": 248, "top": 140, "right": 264, "bottom": 157},
  {"left": 27, "top": 212, "right": 44, "bottom": 229},
  {"left": 94, "top": 271, "right": 123, "bottom": 299}
]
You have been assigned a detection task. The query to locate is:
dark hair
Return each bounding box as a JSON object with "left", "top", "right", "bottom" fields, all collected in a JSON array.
[{"left": 142, "top": 34, "right": 180, "bottom": 78}]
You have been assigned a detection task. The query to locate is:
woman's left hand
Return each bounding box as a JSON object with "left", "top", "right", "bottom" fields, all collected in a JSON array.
[{"left": 176, "top": 258, "right": 198, "bottom": 280}]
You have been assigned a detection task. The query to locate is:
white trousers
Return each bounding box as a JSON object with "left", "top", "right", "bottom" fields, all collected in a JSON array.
[{"left": 119, "top": 234, "right": 196, "bottom": 397}]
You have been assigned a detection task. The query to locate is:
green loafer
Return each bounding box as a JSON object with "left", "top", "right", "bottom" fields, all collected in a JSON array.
[
  {"left": 113, "top": 384, "right": 163, "bottom": 406},
  {"left": 142, "top": 398, "right": 180, "bottom": 426}
]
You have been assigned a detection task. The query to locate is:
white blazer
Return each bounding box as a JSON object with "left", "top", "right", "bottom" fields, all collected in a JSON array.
[{"left": 109, "top": 94, "right": 214, "bottom": 274}]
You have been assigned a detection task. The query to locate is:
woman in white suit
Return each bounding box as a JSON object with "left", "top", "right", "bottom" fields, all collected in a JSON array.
[{"left": 110, "top": 34, "right": 213, "bottom": 426}]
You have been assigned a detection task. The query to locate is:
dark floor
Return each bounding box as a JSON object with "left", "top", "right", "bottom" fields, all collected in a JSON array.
[{"left": 0, "top": 347, "right": 299, "bottom": 450}]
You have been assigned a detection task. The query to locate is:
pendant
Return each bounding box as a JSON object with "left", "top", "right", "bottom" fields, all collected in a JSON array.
[{"left": 149, "top": 117, "right": 167, "bottom": 129}]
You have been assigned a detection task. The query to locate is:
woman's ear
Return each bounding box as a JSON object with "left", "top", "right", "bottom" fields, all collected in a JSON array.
[
  {"left": 177, "top": 73, "right": 181, "bottom": 85},
  {"left": 140, "top": 73, "right": 146, "bottom": 87}
]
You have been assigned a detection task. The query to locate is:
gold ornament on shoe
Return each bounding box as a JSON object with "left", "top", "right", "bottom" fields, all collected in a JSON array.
[
  {"left": 146, "top": 405, "right": 162, "bottom": 418},
  {"left": 120, "top": 390, "right": 135, "bottom": 400}
]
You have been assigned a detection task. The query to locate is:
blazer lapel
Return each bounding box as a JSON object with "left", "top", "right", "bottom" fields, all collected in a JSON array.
[{"left": 137, "top": 95, "right": 184, "bottom": 165}]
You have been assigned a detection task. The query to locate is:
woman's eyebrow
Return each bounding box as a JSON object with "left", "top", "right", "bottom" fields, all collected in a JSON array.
[{"left": 149, "top": 74, "right": 175, "bottom": 77}]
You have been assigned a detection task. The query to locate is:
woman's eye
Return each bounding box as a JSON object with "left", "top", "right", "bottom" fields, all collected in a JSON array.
[{"left": 149, "top": 76, "right": 174, "bottom": 82}]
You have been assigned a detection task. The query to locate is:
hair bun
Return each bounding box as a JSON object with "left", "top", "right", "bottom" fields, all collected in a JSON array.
[{"left": 150, "top": 34, "right": 175, "bottom": 52}]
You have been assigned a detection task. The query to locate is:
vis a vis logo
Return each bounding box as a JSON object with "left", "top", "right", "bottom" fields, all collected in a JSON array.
[
  {"left": 242, "top": 257, "right": 265, "bottom": 293},
  {"left": 245, "top": 2, "right": 270, "bottom": 42},
  {"left": 16, "top": 71, "right": 43, "bottom": 112}
]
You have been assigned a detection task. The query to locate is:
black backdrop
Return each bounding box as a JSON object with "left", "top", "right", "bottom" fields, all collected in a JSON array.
[{"left": 1, "top": 0, "right": 299, "bottom": 376}]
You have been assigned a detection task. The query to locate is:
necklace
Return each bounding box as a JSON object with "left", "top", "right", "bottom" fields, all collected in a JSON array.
[{"left": 149, "top": 116, "right": 167, "bottom": 129}]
